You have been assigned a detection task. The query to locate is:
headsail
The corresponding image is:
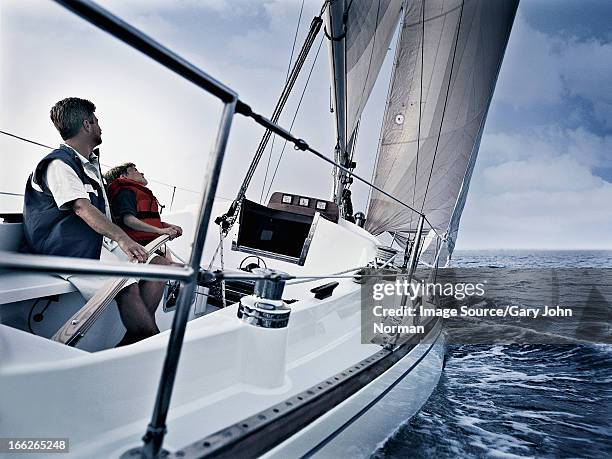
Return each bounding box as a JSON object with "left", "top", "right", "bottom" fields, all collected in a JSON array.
[
  {"left": 365, "top": 0, "right": 519, "bottom": 259},
  {"left": 326, "top": 0, "right": 403, "bottom": 209}
]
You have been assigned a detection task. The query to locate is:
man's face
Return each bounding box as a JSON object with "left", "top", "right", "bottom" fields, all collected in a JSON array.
[
  {"left": 124, "top": 166, "right": 148, "bottom": 185},
  {"left": 84, "top": 114, "right": 102, "bottom": 146}
]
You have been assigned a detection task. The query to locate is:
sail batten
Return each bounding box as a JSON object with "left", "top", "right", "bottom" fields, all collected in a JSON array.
[{"left": 365, "top": 0, "right": 519, "bottom": 259}]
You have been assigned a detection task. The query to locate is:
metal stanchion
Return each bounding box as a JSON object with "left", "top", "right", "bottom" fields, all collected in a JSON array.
[{"left": 123, "top": 101, "right": 237, "bottom": 458}]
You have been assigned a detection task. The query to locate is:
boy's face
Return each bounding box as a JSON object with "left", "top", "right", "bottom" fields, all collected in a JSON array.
[{"left": 123, "top": 166, "right": 148, "bottom": 186}]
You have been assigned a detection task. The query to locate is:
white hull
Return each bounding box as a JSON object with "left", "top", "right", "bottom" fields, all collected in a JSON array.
[
  {"left": 265, "top": 322, "right": 445, "bottom": 459},
  {"left": 0, "top": 200, "right": 444, "bottom": 458}
]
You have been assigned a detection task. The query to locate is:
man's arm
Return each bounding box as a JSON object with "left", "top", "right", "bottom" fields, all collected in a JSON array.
[
  {"left": 123, "top": 215, "right": 179, "bottom": 239},
  {"left": 162, "top": 221, "right": 183, "bottom": 237},
  {"left": 72, "top": 198, "right": 149, "bottom": 262}
]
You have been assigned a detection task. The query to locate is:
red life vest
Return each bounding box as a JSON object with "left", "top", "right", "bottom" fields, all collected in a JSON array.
[{"left": 107, "top": 178, "right": 164, "bottom": 245}]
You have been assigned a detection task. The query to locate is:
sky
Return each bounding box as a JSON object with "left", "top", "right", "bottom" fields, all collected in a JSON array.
[{"left": 1, "top": 0, "right": 611, "bottom": 250}]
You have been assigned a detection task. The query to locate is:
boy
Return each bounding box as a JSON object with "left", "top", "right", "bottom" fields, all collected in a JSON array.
[{"left": 104, "top": 163, "right": 183, "bottom": 249}]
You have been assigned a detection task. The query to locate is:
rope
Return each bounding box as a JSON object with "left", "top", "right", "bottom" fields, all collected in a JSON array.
[
  {"left": 0, "top": 129, "right": 52, "bottom": 149},
  {"left": 207, "top": 234, "right": 224, "bottom": 271},
  {"left": 286, "top": 266, "right": 364, "bottom": 286},
  {"left": 225, "top": 271, "right": 428, "bottom": 283},
  {"left": 203, "top": 227, "right": 228, "bottom": 307}
]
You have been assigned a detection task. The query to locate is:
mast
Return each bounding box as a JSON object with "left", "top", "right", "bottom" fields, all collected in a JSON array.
[
  {"left": 325, "top": 0, "right": 349, "bottom": 212},
  {"left": 326, "top": 0, "right": 404, "bottom": 219}
]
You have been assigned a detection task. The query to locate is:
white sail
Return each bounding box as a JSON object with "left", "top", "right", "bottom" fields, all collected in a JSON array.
[
  {"left": 343, "top": 0, "right": 404, "bottom": 140},
  {"left": 366, "top": 0, "right": 519, "bottom": 257}
]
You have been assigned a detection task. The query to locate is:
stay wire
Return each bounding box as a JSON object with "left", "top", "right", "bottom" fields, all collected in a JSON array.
[
  {"left": 237, "top": 103, "right": 442, "bottom": 239},
  {"left": 263, "top": 35, "right": 325, "bottom": 202},
  {"left": 240, "top": 15, "right": 323, "bottom": 197},
  {"left": 0, "top": 128, "right": 202, "bottom": 195},
  {"left": 260, "top": 0, "right": 305, "bottom": 203}
]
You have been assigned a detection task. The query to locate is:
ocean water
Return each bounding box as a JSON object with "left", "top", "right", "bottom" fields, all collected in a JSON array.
[{"left": 372, "top": 250, "right": 612, "bottom": 458}]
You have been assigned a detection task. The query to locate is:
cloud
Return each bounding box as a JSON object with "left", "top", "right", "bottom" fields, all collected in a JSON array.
[
  {"left": 456, "top": 125, "right": 612, "bottom": 250},
  {"left": 0, "top": 0, "right": 337, "bottom": 218},
  {"left": 494, "top": 11, "right": 612, "bottom": 131},
  {"left": 2, "top": 1, "right": 610, "bottom": 251},
  {"left": 453, "top": 6, "right": 612, "bottom": 250},
  {"left": 494, "top": 14, "right": 565, "bottom": 108}
]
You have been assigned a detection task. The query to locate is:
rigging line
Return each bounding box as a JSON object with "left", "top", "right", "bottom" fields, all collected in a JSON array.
[
  {"left": 285, "top": 0, "right": 305, "bottom": 84},
  {"left": 263, "top": 35, "right": 325, "bottom": 202},
  {"left": 232, "top": 13, "right": 323, "bottom": 214},
  {"left": 409, "top": 0, "right": 426, "bottom": 234},
  {"left": 0, "top": 128, "right": 202, "bottom": 195},
  {"left": 305, "top": 143, "right": 443, "bottom": 241},
  {"left": 260, "top": 0, "right": 305, "bottom": 204},
  {"left": 239, "top": 111, "right": 443, "bottom": 238},
  {"left": 419, "top": 0, "right": 464, "bottom": 214},
  {"left": 344, "top": 120, "right": 360, "bottom": 191},
  {"left": 0, "top": 129, "right": 52, "bottom": 149},
  {"left": 0, "top": 191, "right": 24, "bottom": 197}
]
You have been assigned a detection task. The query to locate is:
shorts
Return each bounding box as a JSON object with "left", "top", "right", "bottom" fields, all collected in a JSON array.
[{"left": 60, "top": 244, "right": 138, "bottom": 301}]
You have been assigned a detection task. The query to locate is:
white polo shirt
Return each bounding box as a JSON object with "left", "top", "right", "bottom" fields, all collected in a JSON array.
[
  {"left": 37, "top": 145, "right": 137, "bottom": 294},
  {"left": 43, "top": 144, "right": 115, "bottom": 248}
]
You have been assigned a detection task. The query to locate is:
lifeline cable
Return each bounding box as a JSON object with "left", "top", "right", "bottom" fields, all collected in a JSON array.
[{"left": 0, "top": 128, "right": 203, "bottom": 195}]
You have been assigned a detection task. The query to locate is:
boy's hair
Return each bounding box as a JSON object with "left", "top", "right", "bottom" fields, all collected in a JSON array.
[
  {"left": 50, "top": 97, "right": 96, "bottom": 140},
  {"left": 104, "top": 163, "right": 136, "bottom": 184}
]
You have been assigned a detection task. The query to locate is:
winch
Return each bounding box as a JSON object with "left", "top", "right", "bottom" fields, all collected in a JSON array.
[{"left": 237, "top": 268, "right": 291, "bottom": 328}]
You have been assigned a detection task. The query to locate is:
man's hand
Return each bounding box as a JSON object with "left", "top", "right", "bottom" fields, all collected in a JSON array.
[
  {"left": 166, "top": 223, "right": 183, "bottom": 238},
  {"left": 73, "top": 198, "right": 148, "bottom": 262},
  {"left": 118, "top": 236, "right": 149, "bottom": 263},
  {"left": 159, "top": 226, "right": 180, "bottom": 240}
]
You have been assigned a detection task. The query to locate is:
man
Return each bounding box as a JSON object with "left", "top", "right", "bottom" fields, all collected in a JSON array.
[
  {"left": 104, "top": 163, "right": 183, "bottom": 252},
  {"left": 23, "top": 97, "right": 168, "bottom": 346}
]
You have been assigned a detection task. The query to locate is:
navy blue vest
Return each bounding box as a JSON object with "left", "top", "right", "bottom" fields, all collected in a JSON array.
[{"left": 22, "top": 147, "right": 106, "bottom": 259}]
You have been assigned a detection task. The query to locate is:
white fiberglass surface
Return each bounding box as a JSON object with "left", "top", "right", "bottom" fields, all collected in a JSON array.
[{"left": 0, "top": 198, "right": 389, "bottom": 457}]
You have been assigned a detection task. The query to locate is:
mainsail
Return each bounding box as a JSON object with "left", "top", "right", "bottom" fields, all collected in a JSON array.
[
  {"left": 326, "top": 0, "right": 403, "bottom": 207},
  {"left": 365, "top": 0, "right": 519, "bottom": 258}
]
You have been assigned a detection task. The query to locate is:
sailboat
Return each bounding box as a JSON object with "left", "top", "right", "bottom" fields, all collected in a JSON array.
[{"left": 0, "top": 0, "right": 518, "bottom": 457}]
